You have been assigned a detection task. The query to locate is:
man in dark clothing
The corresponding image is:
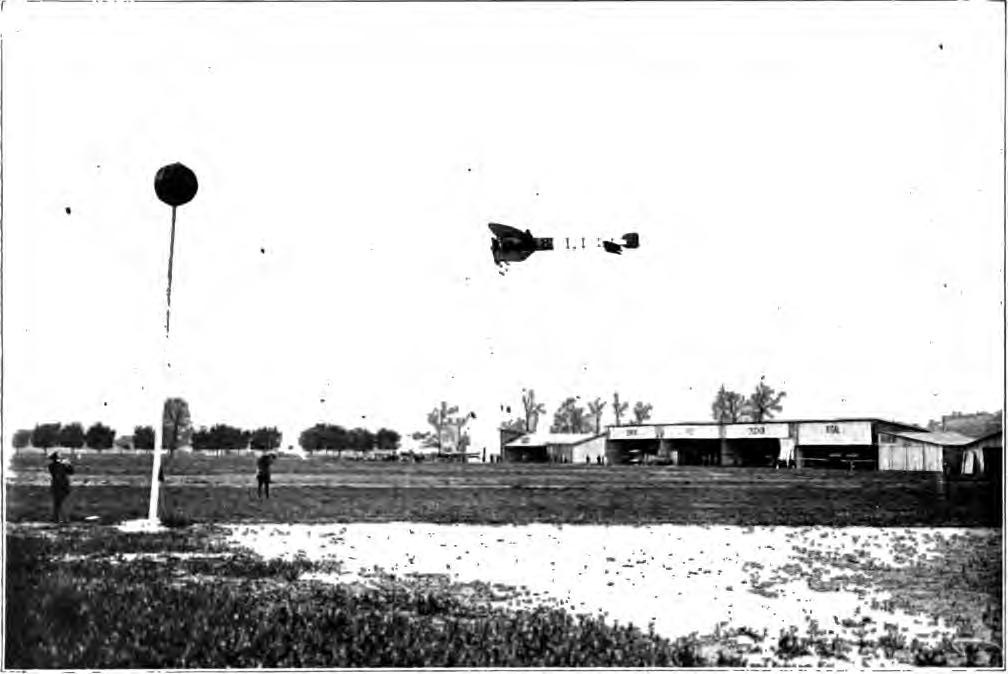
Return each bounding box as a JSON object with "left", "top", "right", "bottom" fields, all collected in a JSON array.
[
  {"left": 48, "top": 452, "right": 74, "bottom": 523},
  {"left": 256, "top": 452, "right": 276, "bottom": 499}
]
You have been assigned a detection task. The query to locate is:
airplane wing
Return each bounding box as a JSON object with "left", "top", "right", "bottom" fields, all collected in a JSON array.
[{"left": 488, "top": 223, "right": 527, "bottom": 239}]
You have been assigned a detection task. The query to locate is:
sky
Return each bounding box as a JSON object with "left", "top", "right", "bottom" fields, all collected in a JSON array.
[{"left": 3, "top": 1, "right": 1004, "bottom": 454}]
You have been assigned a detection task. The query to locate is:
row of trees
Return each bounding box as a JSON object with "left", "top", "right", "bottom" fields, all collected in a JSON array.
[
  {"left": 13, "top": 399, "right": 287, "bottom": 453},
  {"left": 13, "top": 422, "right": 118, "bottom": 451},
  {"left": 498, "top": 389, "right": 654, "bottom": 435},
  {"left": 711, "top": 376, "right": 786, "bottom": 423},
  {"left": 551, "top": 393, "right": 653, "bottom": 434},
  {"left": 495, "top": 378, "right": 786, "bottom": 436},
  {"left": 299, "top": 424, "right": 401, "bottom": 452},
  {"left": 13, "top": 422, "right": 284, "bottom": 452},
  {"left": 189, "top": 425, "right": 283, "bottom": 451}
]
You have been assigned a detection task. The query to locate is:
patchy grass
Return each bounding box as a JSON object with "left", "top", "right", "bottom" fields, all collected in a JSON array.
[
  {"left": 6, "top": 526, "right": 743, "bottom": 668},
  {"left": 7, "top": 524, "right": 1002, "bottom": 668}
]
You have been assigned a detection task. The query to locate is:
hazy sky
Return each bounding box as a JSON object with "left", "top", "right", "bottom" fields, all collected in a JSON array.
[{"left": 4, "top": 2, "right": 1004, "bottom": 453}]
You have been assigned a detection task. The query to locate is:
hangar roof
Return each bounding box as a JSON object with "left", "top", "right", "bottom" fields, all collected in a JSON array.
[
  {"left": 505, "top": 432, "right": 603, "bottom": 448},
  {"left": 607, "top": 418, "right": 929, "bottom": 432},
  {"left": 964, "top": 428, "right": 1003, "bottom": 447},
  {"left": 885, "top": 430, "right": 976, "bottom": 446}
]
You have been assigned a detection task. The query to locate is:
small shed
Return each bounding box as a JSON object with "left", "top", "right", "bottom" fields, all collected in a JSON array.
[
  {"left": 877, "top": 430, "right": 974, "bottom": 472},
  {"left": 504, "top": 432, "right": 607, "bottom": 464}
]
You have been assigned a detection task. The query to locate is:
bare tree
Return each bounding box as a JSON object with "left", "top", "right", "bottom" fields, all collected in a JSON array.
[
  {"left": 522, "top": 389, "right": 547, "bottom": 433},
  {"left": 632, "top": 401, "right": 653, "bottom": 425},
  {"left": 612, "top": 392, "right": 629, "bottom": 427},
  {"left": 747, "top": 376, "right": 786, "bottom": 422},
  {"left": 587, "top": 397, "right": 607, "bottom": 434},
  {"left": 552, "top": 397, "right": 592, "bottom": 433},
  {"left": 712, "top": 385, "right": 749, "bottom": 423},
  {"left": 426, "top": 401, "right": 457, "bottom": 452}
]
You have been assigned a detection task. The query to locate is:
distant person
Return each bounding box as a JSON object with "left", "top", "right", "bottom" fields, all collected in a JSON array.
[
  {"left": 48, "top": 452, "right": 74, "bottom": 523},
  {"left": 256, "top": 452, "right": 276, "bottom": 499}
]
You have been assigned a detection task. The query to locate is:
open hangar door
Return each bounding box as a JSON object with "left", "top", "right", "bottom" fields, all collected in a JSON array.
[
  {"left": 667, "top": 438, "right": 722, "bottom": 466},
  {"left": 660, "top": 424, "right": 723, "bottom": 466},
  {"left": 796, "top": 420, "right": 877, "bottom": 470},
  {"left": 607, "top": 425, "right": 661, "bottom": 465},
  {"left": 719, "top": 423, "right": 792, "bottom": 467}
]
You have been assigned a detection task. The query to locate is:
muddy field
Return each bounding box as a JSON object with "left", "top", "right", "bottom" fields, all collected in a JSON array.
[
  {"left": 226, "top": 522, "right": 1002, "bottom": 667},
  {"left": 6, "top": 519, "right": 1003, "bottom": 668}
]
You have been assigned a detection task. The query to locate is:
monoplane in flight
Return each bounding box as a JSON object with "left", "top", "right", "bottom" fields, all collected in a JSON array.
[{"left": 489, "top": 222, "right": 639, "bottom": 273}]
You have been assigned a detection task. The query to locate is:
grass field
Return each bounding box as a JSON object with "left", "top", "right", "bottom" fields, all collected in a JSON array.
[
  {"left": 5, "top": 452, "right": 1003, "bottom": 667},
  {"left": 5, "top": 452, "right": 1002, "bottom": 526}
]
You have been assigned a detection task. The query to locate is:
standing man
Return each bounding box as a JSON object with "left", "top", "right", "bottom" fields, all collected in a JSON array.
[
  {"left": 256, "top": 451, "right": 276, "bottom": 499},
  {"left": 48, "top": 452, "right": 74, "bottom": 523}
]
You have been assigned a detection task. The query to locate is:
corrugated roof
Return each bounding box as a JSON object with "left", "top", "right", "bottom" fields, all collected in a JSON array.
[
  {"left": 505, "top": 432, "right": 601, "bottom": 448},
  {"left": 885, "top": 430, "right": 976, "bottom": 446}
]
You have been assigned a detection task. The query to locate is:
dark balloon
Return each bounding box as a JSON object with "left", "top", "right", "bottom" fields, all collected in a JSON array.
[{"left": 154, "top": 163, "right": 198, "bottom": 207}]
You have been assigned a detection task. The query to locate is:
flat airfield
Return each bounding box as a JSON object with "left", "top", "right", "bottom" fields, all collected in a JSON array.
[{"left": 5, "top": 452, "right": 1001, "bottom": 526}]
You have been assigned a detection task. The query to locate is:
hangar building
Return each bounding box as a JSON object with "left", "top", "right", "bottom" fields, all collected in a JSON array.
[
  {"left": 606, "top": 418, "right": 930, "bottom": 470},
  {"left": 503, "top": 432, "right": 607, "bottom": 464}
]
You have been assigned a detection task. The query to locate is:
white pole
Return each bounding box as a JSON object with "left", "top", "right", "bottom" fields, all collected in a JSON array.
[
  {"left": 147, "top": 205, "right": 178, "bottom": 525},
  {"left": 147, "top": 337, "right": 168, "bottom": 523},
  {"left": 147, "top": 405, "right": 163, "bottom": 522}
]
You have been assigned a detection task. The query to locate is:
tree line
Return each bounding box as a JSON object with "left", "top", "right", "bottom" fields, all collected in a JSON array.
[
  {"left": 11, "top": 421, "right": 284, "bottom": 452},
  {"left": 12, "top": 423, "right": 117, "bottom": 451},
  {"left": 496, "top": 389, "right": 655, "bottom": 435},
  {"left": 299, "top": 424, "right": 400, "bottom": 452},
  {"left": 492, "top": 378, "right": 787, "bottom": 437}
]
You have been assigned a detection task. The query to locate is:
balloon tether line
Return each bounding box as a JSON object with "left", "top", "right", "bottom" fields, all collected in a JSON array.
[{"left": 165, "top": 205, "right": 177, "bottom": 338}]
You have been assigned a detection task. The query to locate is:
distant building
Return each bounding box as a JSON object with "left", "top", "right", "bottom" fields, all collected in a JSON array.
[
  {"left": 503, "top": 432, "right": 607, "bottom": 464},
  {"left": 497, "top": 416, "right": 999, "bottom": 473},
  {"left": 929, "top": 410, "right": 1002, "bottom": 438}
]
